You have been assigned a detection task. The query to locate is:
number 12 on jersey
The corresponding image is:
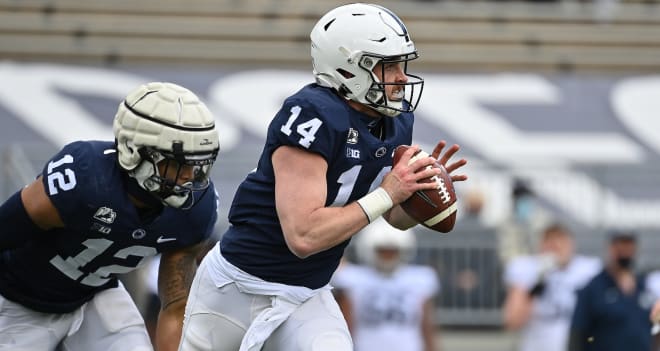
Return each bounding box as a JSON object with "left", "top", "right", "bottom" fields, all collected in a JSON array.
[{"left": 46, "top": 154, "right": 77, "bottom": 195}]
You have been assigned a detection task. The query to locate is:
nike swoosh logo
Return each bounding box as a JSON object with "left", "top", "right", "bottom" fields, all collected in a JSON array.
[{"left": 157, "top": 236, "right": 177, "bottom": 244}]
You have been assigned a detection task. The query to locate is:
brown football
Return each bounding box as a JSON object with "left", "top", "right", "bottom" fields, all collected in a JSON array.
[{"left": 392, "top": 145, "right": 458, "bottom": 233}]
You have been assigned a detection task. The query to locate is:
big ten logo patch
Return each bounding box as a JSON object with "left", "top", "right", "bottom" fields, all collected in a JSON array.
[{"left": 346, "top": 147, "right": 360, "bottom": 159}]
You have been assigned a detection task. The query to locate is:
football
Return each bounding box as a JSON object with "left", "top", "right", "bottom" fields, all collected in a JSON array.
[{"left": 392, "top": 145, "right": 458, "bottom": 233}]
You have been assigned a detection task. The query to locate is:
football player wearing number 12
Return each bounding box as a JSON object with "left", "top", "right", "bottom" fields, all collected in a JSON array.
[
  {"left": 178, "top": 3, "right": 467, "bottom": 351},
  {"left": 0, "top": 82, "right": 220, "bottom": 351}
]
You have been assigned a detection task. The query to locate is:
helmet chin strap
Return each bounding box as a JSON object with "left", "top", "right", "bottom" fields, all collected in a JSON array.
[
  {"left": 123, "top": 171, "right": 163, "bottom": 210},
  {"left": 129, "top": 157, "right": 191, "bottom": 209},
  {"left": 366, "top": 85, "right": 403, "bottom": 117},
  {"left": 375, "top": 104, "right": 402, "bottom": 117},
  {"left": 162, "top": 192, "right": 190, "bottom": 208}
]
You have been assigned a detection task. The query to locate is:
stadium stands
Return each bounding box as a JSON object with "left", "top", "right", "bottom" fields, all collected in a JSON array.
[{"left": 1, "top": 0, "right": 660, "bottom": 72}]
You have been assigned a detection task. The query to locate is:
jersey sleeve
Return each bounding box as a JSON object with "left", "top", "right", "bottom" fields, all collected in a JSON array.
[
  {"left": 575, "top": 256, "right": 602, "bottom": 287},
  {"left": 646, "top": 271, "right": 660, "bottom": 299},
  {"left": 504, "top": 256, "right": 539, "bottom": 290},
  {"left": 270, "top": 98, "right": 336, "bottom": 162},
  {"left": 413, "top": 266, "right": 440, "bottom": 299},
  {"left": 40, "top": 141, "right": 93, "bottom": 228}
]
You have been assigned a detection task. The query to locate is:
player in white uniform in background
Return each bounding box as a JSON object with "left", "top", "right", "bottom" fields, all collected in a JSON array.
[
  {"left": 332, "top": 219, "right": 439, "bottom": 351},
  {"left": 502, "top": 223, "right": 601, "bottom": 351},
  {"left": 644, "top": 270, "right": 660, "bottom": 339}
]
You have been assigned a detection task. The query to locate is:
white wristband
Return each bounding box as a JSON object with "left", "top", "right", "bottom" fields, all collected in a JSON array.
[{"left": 357, "top": 187, "right": 393, "bottom": 223}]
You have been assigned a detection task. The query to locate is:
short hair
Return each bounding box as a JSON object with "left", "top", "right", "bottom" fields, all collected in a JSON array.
[
  {"left": 609, "top": 230, "right": 637, "bottom": 243},
  {"left": 542, "top": 223, "right": 572, "bottom": 239}
]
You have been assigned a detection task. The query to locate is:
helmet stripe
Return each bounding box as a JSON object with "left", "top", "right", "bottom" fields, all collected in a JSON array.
[
  {"left": 370, "top": 4, "right": 408, "bottom": 35},
  {"left": 123, "top": 101, "right": 215, "bottom": 132}
]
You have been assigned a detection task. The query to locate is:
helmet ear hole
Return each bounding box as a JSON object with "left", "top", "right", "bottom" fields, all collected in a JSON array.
[
  {"left": 367, "top": 90, "right": 381, "bottom": 101},
  {"left": 336, "top": 68, "right": 354, "bottom": 79},
  {"left": 360, "top": 56, "right": 377, "bottom": 70},
  {"left": 116, "top": 137, "right": 142, "bottom": 171}
]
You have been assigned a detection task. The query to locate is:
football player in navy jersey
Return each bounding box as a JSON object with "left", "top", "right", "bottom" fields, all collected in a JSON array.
[
  {"left": 0, "top": 82, "right": 220, "bottom": 351},
  {"left": 179, "top": 3, "right": 467, "bottom": 351}
]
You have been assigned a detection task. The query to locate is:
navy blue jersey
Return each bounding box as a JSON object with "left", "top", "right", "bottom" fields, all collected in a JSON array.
[
  {"left": 221, "top": 84, "right": 414, "bottom": 289},
  {"left": 0, "top": 141, "right": 217, "bottom": 313}
]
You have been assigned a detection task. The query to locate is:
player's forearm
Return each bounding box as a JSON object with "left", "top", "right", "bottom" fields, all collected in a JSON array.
[
  {"left": 281, "top": 195, "right": 420, "bottom": 258},
  {"left": 424, "top": 336, "right": 437, "bottom": 351},
  {"left": 281, "top": 202, "right": 369, "bottom": 259},
  {"left": 155, "top": 246, "right": 201, "bottom": 350},
  {"left": 502, "top": 287, "right": 533, "bottom": 330},
  {"left": 155, "top": 304, "right": 185, "bottom": 351},
  {"left": 422, "top": 299, "right": 438, "bottom": 351}
]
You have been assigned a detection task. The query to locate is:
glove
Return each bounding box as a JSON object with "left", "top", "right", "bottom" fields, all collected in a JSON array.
[
  {"left": 529, "top": 280, "right": 546, "bottom": 297},
  {"left": 528, "top": 253, "right": 557, "bottom": 298}
]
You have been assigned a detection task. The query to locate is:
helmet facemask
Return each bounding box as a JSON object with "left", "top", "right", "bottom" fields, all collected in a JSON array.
[
  {"left": 132, "top": 143, "right": 217, "bottom": 209},
  {"left": 359, "top": 53, "right": 424, "bottom": 117}
]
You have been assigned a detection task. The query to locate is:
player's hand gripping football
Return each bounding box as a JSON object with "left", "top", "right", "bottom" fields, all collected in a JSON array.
[
  {"left": 380, "top": 145, "right": 443, "bottom": 205},
  {"left": 431, "top": 140, "right": 468, "bottom": 183},
  {"left": 388, "top": 141, "right": 465, "bottom": 233}
]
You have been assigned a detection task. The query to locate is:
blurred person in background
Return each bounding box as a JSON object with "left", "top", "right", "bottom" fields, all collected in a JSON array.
[
  {"left": 568, "top": 231, "right": 656, "bottom": 351},
  {"left": 0, "top": 82, "right": 219, "bottom": 351},
  {"left": 503, "top": 223, "right": 601, "bottom": 351},
  {"left": 458, "top": 187, "right": 487, "bottom": 228},
  {"left": 496, "top": 179, "right": 552, "bottom": 265},
  {"left": 332, "top": 219, "right": 439, "bottom": 351},
  {"left": 646, "top": 271, "right": 660, "bottom": 350}
]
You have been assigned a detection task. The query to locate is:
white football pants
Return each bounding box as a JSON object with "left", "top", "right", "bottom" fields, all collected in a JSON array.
[
  {"left": 0, "top": 284, "right": 152, "bottom": 351},
  {"left": 178, "top": 259, "right": 353, "bottom": 351}
]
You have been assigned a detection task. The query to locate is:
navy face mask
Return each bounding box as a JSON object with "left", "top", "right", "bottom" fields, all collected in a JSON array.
[
  {"left": 515, "top": 196, "right": 534, "bottom": 221},
  {"left": 616, "top": 256, "right": 634, "bottom": 270}
]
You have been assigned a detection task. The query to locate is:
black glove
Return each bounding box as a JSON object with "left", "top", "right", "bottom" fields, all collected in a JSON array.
[{"left": 529, "top": 280, "right": 546, "bottom": 297}]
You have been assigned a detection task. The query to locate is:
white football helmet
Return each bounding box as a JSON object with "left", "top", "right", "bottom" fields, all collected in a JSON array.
[
  {"left": 113, "top": 82, "right": 219, "bottom": 209},
  {"left": 311, "top": 3, "right": 424, "bottom": 117},
  {"left": 356, "top": 218, "right": 416, "bottom": 274}
]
